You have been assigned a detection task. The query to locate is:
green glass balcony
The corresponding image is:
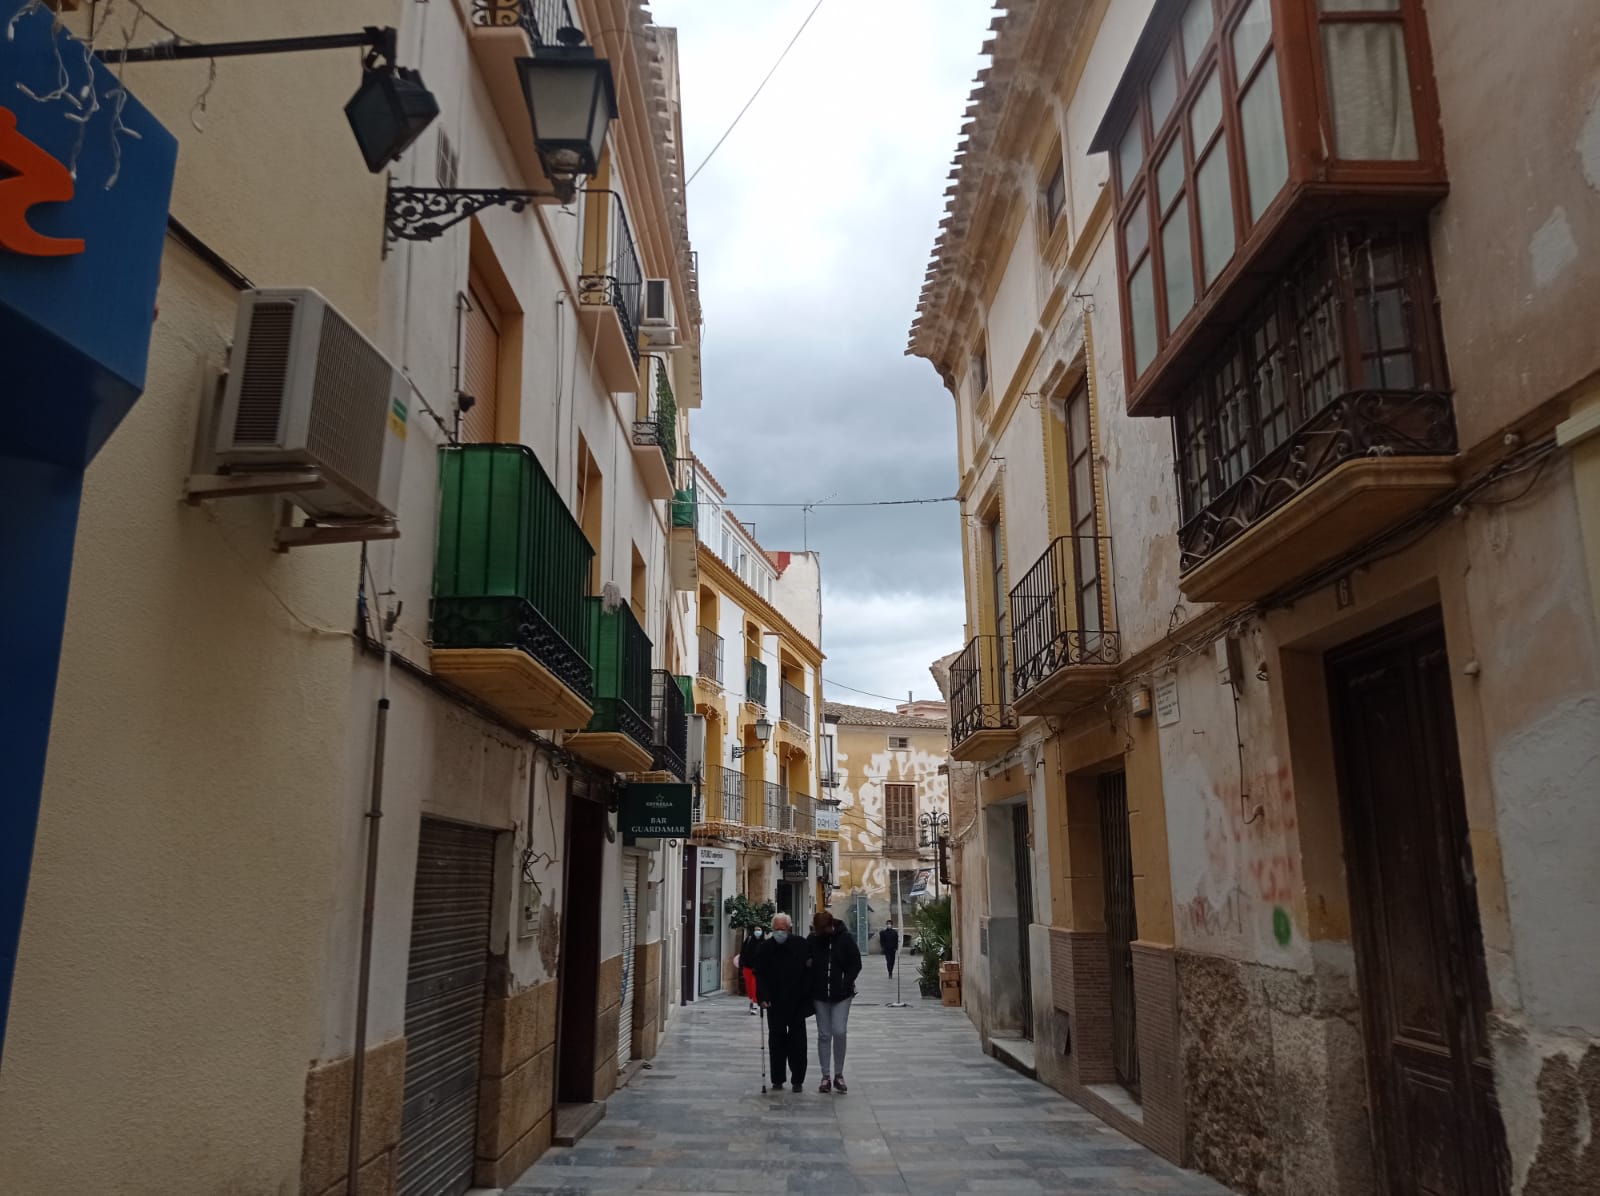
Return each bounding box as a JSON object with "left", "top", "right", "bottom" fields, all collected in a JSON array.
[
  {"left": 430, "top": 444, "right": 594, "bottom": 730},
  {"left": 567, "top": 598, "right": 656, "bottom": 773}
]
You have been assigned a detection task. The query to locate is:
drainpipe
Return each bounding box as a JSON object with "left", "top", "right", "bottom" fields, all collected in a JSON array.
[{"left": 348, "top": 557, "right": 394, "bottom": 1193}]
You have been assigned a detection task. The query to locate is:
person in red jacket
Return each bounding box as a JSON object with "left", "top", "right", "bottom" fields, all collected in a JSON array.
[{"left": 738, "top": 926, "right": 765, "bottom": 1014}]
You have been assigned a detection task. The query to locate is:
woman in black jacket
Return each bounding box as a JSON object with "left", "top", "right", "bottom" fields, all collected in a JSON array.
[{"left": 808, "top": 912, "right": 862, "bottom": 1093}]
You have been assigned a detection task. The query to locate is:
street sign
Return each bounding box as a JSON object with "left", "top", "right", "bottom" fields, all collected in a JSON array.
[{"left": 619, "top": 783, "right": 692, "bottom": 838}]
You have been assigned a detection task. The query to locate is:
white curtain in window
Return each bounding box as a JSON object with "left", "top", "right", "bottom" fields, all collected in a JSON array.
[
  {"left": 1322, "top": 23, "right": 1418, "bottom": 160},
  {"left": 1239, "top": 52, "right": 1290, "bottom": 222}
]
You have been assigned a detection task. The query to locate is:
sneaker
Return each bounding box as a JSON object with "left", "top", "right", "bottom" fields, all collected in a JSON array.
[
  {"left": 772, "top": 1078, "right": 786, "bottom": 1090},
  {"left": 833, "top": 1074, "right": 848, "bottom": 1094},
  {"left": 818, "top": 1077, "right": 832, "bottom": 1094},
  {"left": 749, "top": 1005, "right": 758, "bottom": 1014},
  {"left": 791, "top": 1082, "right": 803, "bottom": 1093}
]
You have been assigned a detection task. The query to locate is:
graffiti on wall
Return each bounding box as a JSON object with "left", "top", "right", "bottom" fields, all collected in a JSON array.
[{"left": 1177, "top": 751, "right": 1301, "bottom": 954}]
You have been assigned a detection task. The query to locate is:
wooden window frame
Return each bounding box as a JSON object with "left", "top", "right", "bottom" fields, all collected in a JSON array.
[
  {"left": 1042, "top": 156, "right": 1068, "bottom": 234},
  {"left": 884, "top": 783, "right": 917, "bottom": 850},
  {"left": 1098, "top": 0, "right": 1447, "bottom": 417}
]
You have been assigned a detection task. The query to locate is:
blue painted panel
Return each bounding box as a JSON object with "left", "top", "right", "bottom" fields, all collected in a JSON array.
[{"left": 0, "top": 4, "right": 178, "bottom": 468}]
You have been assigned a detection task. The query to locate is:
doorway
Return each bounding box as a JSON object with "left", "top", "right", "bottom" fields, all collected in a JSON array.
[
  {"left": 1328, "top": 609, "right": 1508, "bottom": 1195},
  {"left": 1098, "top": 770, "right": 1140, "bottom": 1099},
  {"left": 697, "top": 866, "right": 723, "bottom": 994},
  {"left": 680, "top": 845, "right": 696, "bottom": 1003},
  {"left": 556, "top": 789, "right": 606, "bottom": 1105},
  {"left": 396, "top": 819, "right": 496, "bottom": 1196},
  {"left": 1010, "top": 804, "right": 1034, "bottom": 1039}
]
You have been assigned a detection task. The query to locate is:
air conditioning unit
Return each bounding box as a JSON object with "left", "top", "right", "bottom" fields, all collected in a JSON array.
[
  {"left": 642, "top": 277, "right": 674, "bottom": 327},
  {"left": 215, "top": 288, "right": 407, "bottom": 522}
]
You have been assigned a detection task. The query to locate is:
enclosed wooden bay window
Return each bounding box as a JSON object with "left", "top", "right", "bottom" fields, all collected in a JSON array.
[{"left": 1092, "top": 0, "right": 1447, "bottom": 417}]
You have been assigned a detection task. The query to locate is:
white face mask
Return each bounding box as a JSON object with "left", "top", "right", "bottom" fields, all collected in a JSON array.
[{"left": 772, "top": 929, "right": 790, "bottom": 943}]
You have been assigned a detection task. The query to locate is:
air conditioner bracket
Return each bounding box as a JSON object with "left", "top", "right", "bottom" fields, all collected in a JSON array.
[
  {"left": 184, "top": 469, "right": 325, "bottom": 505},
  {"left": 274, "top": 516, "right": 400, "bottom": 554}
]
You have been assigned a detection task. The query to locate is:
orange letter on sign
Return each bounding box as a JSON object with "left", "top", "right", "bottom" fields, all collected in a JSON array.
[{"left": 0, "top": 106, "right": 87, "bottom": 257}]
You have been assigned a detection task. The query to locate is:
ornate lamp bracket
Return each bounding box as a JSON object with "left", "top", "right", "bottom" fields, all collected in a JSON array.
[{"left": 384, "top": 182, "right": 574, "bottom": 250}]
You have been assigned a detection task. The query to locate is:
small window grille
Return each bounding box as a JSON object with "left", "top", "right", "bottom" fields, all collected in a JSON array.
[
  {"left": 888, "top": 736, "right": 909, "bottom": 751},
  {"left": 435, "top": 129, "right": 459, "bottom": 189}
]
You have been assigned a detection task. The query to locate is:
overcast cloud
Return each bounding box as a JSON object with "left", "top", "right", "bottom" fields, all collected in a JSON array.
[{"left": 653, "top": 0, "right": 988, "bottom": 709}]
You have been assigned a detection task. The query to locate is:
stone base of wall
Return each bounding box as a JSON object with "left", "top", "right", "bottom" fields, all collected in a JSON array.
[
  {"left": 593, "top": 953, "right": 623, "bottom": 1103},
  {"left": 1175, "top": 949, "right": 1375, "bottom": 1196},
  {"left": 1491, "top": 1022, "right": 1600, "bottom": 1195},
  {"left": 632, "top": 940, "right": 663, "bottom": 1060},
  {"left": 1036, "top": 929, "right": 1183, "bottom": 1164},
  {"left": 301, "top": 1037, "right": 406, "bottom": 1196},
  {"left": 474, "top": 978, "right": 557, "bottom": 1188}
]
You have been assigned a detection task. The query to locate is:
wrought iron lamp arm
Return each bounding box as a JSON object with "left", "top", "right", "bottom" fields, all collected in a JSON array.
[{"left": 385, "top": 184, "right": 573, "bottom": 246}]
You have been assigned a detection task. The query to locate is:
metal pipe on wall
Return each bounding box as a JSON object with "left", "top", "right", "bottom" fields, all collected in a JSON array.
[{"left": 346, "top": 695, "right": 389, "bottom": 1194}]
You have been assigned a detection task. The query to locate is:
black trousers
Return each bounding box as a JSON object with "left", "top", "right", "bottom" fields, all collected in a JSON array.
[
  {"left": 766, "top": 1004, "right": 809, "bottom": 1085},
  {"left": 884, "top": 949, "right": 897, "bottom": 976}
]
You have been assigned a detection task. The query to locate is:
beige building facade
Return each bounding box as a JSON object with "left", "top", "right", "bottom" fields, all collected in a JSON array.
[
  {"left": 1, "top": 1, "right": 706, "bottom": 1191},
  {"left": 822, "top": 701, "right": 951, "bottom": 945},
  {"left": 912, "top": 2, "right": 1600, "bottom": 1195}
]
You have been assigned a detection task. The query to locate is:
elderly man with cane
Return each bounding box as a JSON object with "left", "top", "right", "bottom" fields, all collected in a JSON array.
[{"left": 753, "top": 912, "right": 812, "bottom": 1093}]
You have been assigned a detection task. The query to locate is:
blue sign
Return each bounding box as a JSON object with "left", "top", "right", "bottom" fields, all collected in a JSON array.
[
  {"left": 0, "top": 5, "right": 178, "bottom": 468},
  {"left": 1, "top": 4, "right": 177, "bottom": 1063}
]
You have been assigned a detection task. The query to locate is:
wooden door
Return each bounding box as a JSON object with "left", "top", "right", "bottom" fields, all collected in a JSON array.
[
  {"left": 1099, "top": 770, "right": 1140, "bottom": 1098},
  {"left": 1011, "top": 804, "right": 1034, "bottom": 1038},
  {"left": 556, "top": 789, "right": 605, "bottom": 1103},
  {"left": 1328, "top": 610, "right": 1508, "bottom": 1196}
]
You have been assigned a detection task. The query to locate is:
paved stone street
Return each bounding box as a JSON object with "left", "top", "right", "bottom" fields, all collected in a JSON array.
[{"left": 507, "top": 958, "right": 1231, "bottom": 1194}]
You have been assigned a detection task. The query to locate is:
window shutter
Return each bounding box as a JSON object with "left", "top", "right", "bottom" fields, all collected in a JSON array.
[{"left": 461, "top": 274, "right": 501, "bottom": 443}]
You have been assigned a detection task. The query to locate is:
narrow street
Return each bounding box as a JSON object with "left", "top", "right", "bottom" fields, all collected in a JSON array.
[{"left": 508, "top": 964, "right": 1229, "bottom": 1195}]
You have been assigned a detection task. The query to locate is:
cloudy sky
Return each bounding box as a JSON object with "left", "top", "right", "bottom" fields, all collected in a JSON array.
[{"left": 652, "top": 0, "right": 990, "bottom": 710}]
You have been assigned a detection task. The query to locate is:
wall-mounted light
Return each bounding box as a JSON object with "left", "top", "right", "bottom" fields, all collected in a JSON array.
[
  {"left": 1130, "top": 686, "right": 1153, "bottom": 718},
  {"left": 732, "top": 718, "right": 772, "bottom": 758}
]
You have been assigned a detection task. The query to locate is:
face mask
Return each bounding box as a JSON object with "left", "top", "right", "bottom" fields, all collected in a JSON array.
[
  {"left": 772, "top": 930, "right": 789, "bottom": 943},
  {"left": 752, "top": 930, "right": 763, "bottom": 938}
]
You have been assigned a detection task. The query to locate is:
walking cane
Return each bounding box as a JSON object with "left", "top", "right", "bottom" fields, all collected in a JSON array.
[{"left": 759, "top": 1005, "right": 768, "bottom": 1093}]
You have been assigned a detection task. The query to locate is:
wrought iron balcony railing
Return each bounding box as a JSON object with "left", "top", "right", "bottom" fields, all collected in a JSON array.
[
  {"left": 763, "top": 781, "right": 788, "bottom": 830},
  {"left": 1178, "top": 390, "right": 1457, "bottom": 574},
  {"left": 432, "top": 443, "right": 593, "bottom": 701},
  {"left": 950, "top": 634, "right": 1016, "bottom": 752},
  {"left": 746, "top": 658, "right": 768, "bottom": 707},
  {"left": 1010, "top": 535, "right": 1121, "bottom": 701},
  {"left": 696, "top": 764, "right": 746, "bottom": 826},
  {"left": 649, "top": 670, "right": 689, "bottom": 781},
  {"left": 697, "top": 625, "right": 724, "bottom": 684},
  {"left": 790, "top": 792, "right": 816, "bottom": 838},
  {"left": 471, "top": 0, "right": 578, "bottom": 45},
  {"left": 883, "top": 832, "right": 918, "bottom": 855},
  {"left": 1172, "top": 223, "right": 1455, "bottom": 576},
  {"left": 634, "top": 368, "right": 678, "bottom": 479},
  {"left": 779, "top": 679, "right": 810, "bottom": 730},
  {"left": 579, "top": 597, "right": 653, "bottom": 752},
  {"left": 579, "top": 189, "right": 642, "bottom": 368}
]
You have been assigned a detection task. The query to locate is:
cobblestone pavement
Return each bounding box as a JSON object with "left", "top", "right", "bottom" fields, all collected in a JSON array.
[{"left": 506, "top": 956, "right": 1230, "bottom": 1195}]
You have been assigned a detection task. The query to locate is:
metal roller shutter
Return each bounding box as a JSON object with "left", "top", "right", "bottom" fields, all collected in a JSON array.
[
  {"left": 618, "top": 854, "right": 640, "bottom": 1065},
  {"left": 397, "top": 820, "right": 496, "bottom": 1196}
]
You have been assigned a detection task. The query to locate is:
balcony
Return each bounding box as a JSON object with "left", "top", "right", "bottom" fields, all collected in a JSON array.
[
  {"left": 430, "top": 444, "right": 593, "bottom": 730},
  {"left": 789, "top": 792, "right": 816, "bottom": 838},
  {"left": 949, "top": 635, "right": 1018, "bottom": 763},
  {"left": 464, "top": 1, "right": 580, "bottom": 199},
  {"left": 746, "top": 658, "right": 768, "bottom": 708},
  {"left": 883, "top": 832, "right": 918, "bottom": 855},
  {"left": 780, "top": 680, "right": 810, "bottom": 730},
  {"left": 695, "top": 764, "right": 746, "bottom": 827},
  {"left": 631, "top": 370, "right": 677, "bottom": 501},
  {"left": 1091, "top": 0, "right": 1448, "bottom": 418},
  {"left": 696, "top": 626, "right": 724, "bottom": 686},
  {"left": 566, "top": 598, "right": 654, "bottom": 773},
  {"left": 761, "top": 782, "right": 790, "bottom": 831},
  {"left": 645, "top": 670, "right": 689, "bottom": 782},
  {"left": 578, "top": 189, "right": 643, "bottom": 394},
  {"left": 1172, "top": 224, "right": 1457, "bottom": 602},
  {"left": 1010, "top": 536, "right": 1121, "bottom": 714}
]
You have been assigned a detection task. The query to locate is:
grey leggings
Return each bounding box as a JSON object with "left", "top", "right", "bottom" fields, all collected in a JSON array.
[{"left": 814, "top": 997, "right": 853, "bottom": 1075}]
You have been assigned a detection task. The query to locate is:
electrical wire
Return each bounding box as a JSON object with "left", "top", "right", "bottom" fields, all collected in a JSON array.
[
  {"left": 822, "top": 676, "right": 927, "bottom": 706},
  {"left": 712, "top": 496, "right": 958, "bottom": 509},
  {"left": 684, "top": 0, "right": 826, "bottom": 187}
]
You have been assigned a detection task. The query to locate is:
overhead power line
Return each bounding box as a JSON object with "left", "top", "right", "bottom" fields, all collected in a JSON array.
[
  {"left": 823, "top": 676, "right": 925, "bottom": 705},
  {"left": 717, "top": 496, "right": 958, "bottom": 509},
  {"left": 685, "top": 0, "right": 826, "bottom": 187}
]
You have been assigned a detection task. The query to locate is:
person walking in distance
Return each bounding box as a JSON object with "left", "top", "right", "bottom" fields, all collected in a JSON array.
[
  {"left": 753, "top": 913, "right": 812, "bottom": 1092},
  {"left": 738, "top": 925, "right": 765, "bottom": 1014},
  {"left": 878, "top": 921, "right": 900, "bottom": 978},
  {"left": 809, "top": 911, "right": 862, "bottom": 1094}
]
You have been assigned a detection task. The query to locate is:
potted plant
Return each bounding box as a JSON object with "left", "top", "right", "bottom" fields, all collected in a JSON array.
[
  {"left": 913, "top": 896, "right": 952, "bottom": 999},
  {"left": 723, "top": 895, "right": 776, "bottom": 998}
]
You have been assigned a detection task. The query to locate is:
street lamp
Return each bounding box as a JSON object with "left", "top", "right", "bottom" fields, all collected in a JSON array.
[
  {"left": 731, "top": 718, "right": 771, "bottom": 759},
  {"left": 518, "top": 38, "right": 618, "bottom": 183},
  {"left": 384, "top": 32, "right": 618, "bottom": 244},
  {"left": 345, "top": 61, "right": 440, "bottom": 173}
]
